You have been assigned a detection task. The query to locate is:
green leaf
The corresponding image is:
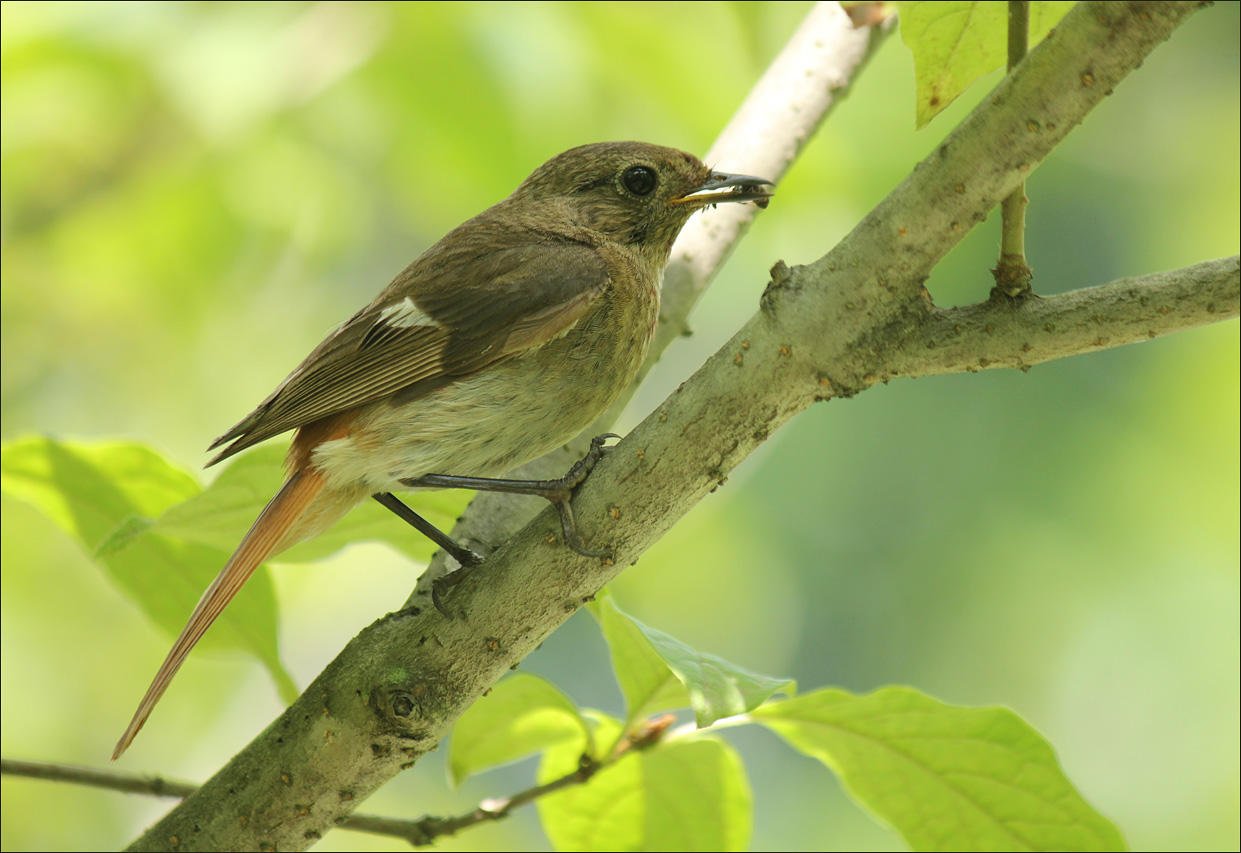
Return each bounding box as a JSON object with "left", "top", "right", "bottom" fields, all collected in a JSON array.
[
  {"left": 2, "top": 436, "right": 200, "bottom": 552},
  {"left": 752, "top": 687, "right": 1126, "bottom": 852},
  {"left": 592, "top": 593, "right": 793, "bottom": 729},
  {"left": 897, "top": 1, "right": 1076, "bottom": 127},
  {"left": 637, "top": 622, "right": 795, "bottom": 730},
  {"left": 450, "top": 673, "right": 590, "bottom": 787},
  {"left": 152, "top": 443, "right": 470, "bottom": 565},
  {"left": 538, "top": 714, "right": 752, "bottom": 852},
  {"left": 590, "top": 593, "right": 690, "bottom": 725},
  {"left": 1, "top": 437, "right": 296, "bottom": 702}
]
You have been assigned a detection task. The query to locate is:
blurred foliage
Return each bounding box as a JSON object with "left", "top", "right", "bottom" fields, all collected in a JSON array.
[{"left": 1, "top": 2, "right": 1237, "bottom": 851}]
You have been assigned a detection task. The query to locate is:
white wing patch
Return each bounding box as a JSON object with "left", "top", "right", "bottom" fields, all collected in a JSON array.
[{"left": 378, "top": 297, "right": 436, "bottom": 328}]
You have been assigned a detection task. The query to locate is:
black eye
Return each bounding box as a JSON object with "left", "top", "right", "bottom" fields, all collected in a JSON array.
[{"left": 622, "top": 165, "right": 657, "bottom": 197}]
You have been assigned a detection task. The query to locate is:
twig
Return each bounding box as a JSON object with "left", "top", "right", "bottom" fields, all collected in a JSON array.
[
  {"left": 4, "top": 718, "right": 677, "bottom": 848},
  {"left": 0, "top": 754, "right": 582, "bottom": 847},
  {"left": 1, "top": 755, "right": 582, "bottom": 847},
  {"left": 1, "top": 757, "right": 197, "bottom": 799},
  {"left": 994, "top": 0, "right": 1034, "bottom": 298},
  {"left": 349, "top": 755, "right": 601, "bottom": 847}
]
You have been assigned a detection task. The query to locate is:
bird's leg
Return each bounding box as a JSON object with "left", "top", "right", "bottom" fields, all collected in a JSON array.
[
  {"left": 398, "top": 433, "right": 619, "bottom": 558},
  {"left": 371, "top": 492, "right": 484, "bottom": 568},
  {"left": 372, "top": 492, "right": 486, "bottom": 617},
  {"left": 378, "top": 434, "right": 617, "bottom": 616}
]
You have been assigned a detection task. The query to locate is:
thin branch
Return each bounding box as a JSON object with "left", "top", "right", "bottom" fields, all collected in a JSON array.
[
  {"left": 649, "top": 2, "right": 891, "bottom": 362},
  {"left": 361, "top": 756, "right": 602, "bottom": 847},
  {"left": 1, "top": 754, "right": 575, "bottom": 847},
  {"left": 1007, "top": 1, "right": 1030, "bottom": 70},
  {"left": 1, "top": 757, "right": 197, "bottom": 799},
  {"left": 2, "top": 756, "right": 577, "bottom": 847},
  {"left": 994, "top": 0, "right": 1033, "bottom": 298},
  {"left": 347, "top": 715, "right": 673, "bottom": 848},
  {"left": 8, "top": 716, "right": 678, "bottom": 848},
  {"left": 894, "top": 257, "right": 1239, "bottom": 378}
]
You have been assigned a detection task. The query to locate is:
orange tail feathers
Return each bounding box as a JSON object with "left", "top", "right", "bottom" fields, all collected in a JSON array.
[{"left": 113, "top": 467, "right": 333, "bottom": 760}]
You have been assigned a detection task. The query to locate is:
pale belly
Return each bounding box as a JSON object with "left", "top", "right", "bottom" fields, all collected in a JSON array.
[{"left": 309, "top": 294, "right": 655, "bottom": 494}]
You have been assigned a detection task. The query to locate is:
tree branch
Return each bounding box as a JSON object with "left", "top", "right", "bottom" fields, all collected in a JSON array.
[
  {"left": 122, "top": 3, "right": 1225, "bottom": 851},
  {"left": 2, "top": 757, "right": 197, "bottom": 800},
  {"left": 347, "top": 755, "right": 603, "bottom": 847},
  {"left": 1, "top": 754, "right": 589, "bottom": 847},
  {"left": 896, "top": 257, "right": 1239, "bottom": 377},
  {"left": 9, "top": 715, "right": 678, "bottom": 848}
]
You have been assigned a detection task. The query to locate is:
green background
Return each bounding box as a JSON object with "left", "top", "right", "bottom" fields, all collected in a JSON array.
[{"left": 2, "top": 2, "right": 1237, "bottom": 850}]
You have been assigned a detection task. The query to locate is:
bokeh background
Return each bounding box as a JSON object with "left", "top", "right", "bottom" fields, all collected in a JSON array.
[{"left": 2, "top": 2, "right": 1237, "bottom": 850}]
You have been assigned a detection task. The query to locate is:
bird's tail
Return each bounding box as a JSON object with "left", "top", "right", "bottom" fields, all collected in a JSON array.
[{"left": 112, "top": 467, "right": 330, "bottom": 759}]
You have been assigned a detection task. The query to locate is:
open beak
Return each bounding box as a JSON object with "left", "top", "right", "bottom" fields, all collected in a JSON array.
[{"left": 672, "top": 171, "right": 774, "bottom": 209}]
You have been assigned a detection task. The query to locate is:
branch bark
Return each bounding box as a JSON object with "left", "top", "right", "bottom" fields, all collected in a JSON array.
[
  {"left": 894, "top": 256, "right": 1239, "bottom": 377},
  {"left": 124, "top": 2, "right": 1230, "bottom": 850}
]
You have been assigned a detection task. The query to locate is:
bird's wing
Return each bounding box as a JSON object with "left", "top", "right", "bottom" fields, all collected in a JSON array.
[{"left": 207, "top": 239, "right": 609, "bottom": 465}]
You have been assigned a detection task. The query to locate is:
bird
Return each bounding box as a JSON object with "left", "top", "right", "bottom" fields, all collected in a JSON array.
[{"left": 112, "top": 141, "right": 773, "bottom": 759}]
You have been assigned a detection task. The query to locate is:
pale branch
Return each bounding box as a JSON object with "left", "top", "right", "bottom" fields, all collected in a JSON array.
[
  {"left": 650, "top": 1, "right": 889, "bottom": 359},
  {"left": 123, "top": 3, "right": 1221, "bottom": 851},
  {"left": 893, "top": 257, "right": 1239, "bottom": 378}
]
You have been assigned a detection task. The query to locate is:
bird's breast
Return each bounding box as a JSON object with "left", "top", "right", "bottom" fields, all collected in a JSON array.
[{"left": 309, "top": 265, "right": 660, "bottom": 493}]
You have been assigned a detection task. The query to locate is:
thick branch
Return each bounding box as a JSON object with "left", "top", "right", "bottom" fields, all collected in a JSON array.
[{"left": 123, "top": 3, "right": 1223, "bottom": 851}]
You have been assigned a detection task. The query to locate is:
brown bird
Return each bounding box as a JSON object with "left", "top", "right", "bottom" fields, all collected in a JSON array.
[{"left": 112, "top": 141, "right": 772, "bottom": 758}]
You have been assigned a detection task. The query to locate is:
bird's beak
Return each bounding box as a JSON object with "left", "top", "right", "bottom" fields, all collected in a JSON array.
[{"left": 671, "top": 171, "right": 774, "bottom": 209}]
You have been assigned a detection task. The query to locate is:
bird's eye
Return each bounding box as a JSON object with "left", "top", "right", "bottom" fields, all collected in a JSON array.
[{"left": 622, "top": 165, "right": 657, "bottom": 197}]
